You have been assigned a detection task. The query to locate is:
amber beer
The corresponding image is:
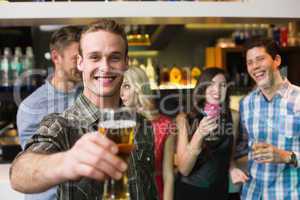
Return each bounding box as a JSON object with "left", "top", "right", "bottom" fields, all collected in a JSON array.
[{"left": 99, "top": 119, "right": 136, "bottom": 200}]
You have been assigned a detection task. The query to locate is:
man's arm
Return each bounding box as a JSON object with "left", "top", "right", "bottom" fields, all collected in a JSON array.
[
  {"left": 10, "top": 151, "right": 65, "bottom": 193},
  {"left": 230, "top": 106, "right": 249, "bottom": 184},
  {"left": 10, "top": 133, "right": 128, "bottom": 193}
]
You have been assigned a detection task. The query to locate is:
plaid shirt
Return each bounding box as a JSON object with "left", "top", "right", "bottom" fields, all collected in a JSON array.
[
  {"left": 236, "top": 79, "right": 300, "bottom": 200},
  {"left": 24, "top": 94, "right": 158, "bottom": 200}
]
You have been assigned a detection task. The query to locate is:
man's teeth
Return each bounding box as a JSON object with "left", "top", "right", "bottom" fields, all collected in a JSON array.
[
  {"left": 254, "top": 72, "right": 264, "bottom": 78},
  {"left": 95, "top": 76, "right": 114, "bottom": 81}
]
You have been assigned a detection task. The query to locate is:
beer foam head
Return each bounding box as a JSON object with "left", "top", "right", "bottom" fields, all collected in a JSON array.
[{"left": 99, "top": 120, "right": 136, "bottom": 129}]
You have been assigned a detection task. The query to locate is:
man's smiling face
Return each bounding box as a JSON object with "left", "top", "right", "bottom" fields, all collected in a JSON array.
[{"left": 77, "top": 30, "right": 128, "bottom": 98}]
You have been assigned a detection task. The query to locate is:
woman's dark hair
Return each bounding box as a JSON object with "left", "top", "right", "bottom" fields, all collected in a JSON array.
[
  {"left": 190, "top": 67, "right": 232, "bottom": 137},
  {"left": 192, "top": 67, "right": 230, "bottom": 112}
]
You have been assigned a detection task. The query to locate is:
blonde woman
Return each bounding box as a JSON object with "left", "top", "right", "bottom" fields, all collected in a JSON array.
[{"left": 121, "top": 66, "right": 175, "bottom": 200}]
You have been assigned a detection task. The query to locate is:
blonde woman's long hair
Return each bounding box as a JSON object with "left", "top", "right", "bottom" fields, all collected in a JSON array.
[{"left": 123, "top": 66, "right": 158, "bottom": 120}]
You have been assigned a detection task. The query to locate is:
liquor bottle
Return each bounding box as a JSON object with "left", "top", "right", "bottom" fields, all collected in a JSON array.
[
  {"left": 280, "top": 26, "right": 288, "bottom": 47},
  {"left": 272, "top": 26, "right": 281, "bottom": 46},
  {"left": 11, "top": 47, "right": 24, "bottom": 86},
  {"left": 131, "top": 58, "right": 139, "bottom": 68},
  {"left": 145, "top": 58, "right": 157, "bottom": 89},
  {"left": 180, "top": 67, "right": 189, "bottom": 86},
  {"left": 160, "top": 65, "right": 170, "bottom": 85},
  {"left": 23, "top": 46, "right": 35, "bottom": 87},
  {"left": 139, "top": 63, "right": 147, "bottom": 73},
  {"left": 0, "top": 47, "right": 12, "bottom": 87},
  {"left": 24, "top": 46, "right": 34, "bottom": 70}
]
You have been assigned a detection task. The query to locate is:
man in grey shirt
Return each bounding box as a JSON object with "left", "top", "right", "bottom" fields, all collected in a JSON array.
[{"left": 16, "top": 26, "right": 82, "bottom": 200}]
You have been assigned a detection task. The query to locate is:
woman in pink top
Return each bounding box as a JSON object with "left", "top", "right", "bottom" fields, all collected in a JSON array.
[{"left": 120, "top": 66, "right": 175, "bottom": 200}]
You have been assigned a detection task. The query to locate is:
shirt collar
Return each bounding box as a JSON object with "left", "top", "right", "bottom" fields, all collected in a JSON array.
[
  {"left": 276, "top": 78, "right": 290, "bottom": 98},
  {"left": 254, "top": 78, "right": 290, "bottom": 99},
  {"left": 45, "top": 73, "right": 82, "bottom": 95}
]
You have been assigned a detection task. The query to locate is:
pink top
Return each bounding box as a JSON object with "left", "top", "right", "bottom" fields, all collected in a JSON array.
[{"left": 151, "top": 114, "right": 176, "bottom": 200}]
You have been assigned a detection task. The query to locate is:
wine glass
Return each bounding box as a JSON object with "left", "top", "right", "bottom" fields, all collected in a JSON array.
[{"left": 203, "top": 104, "right": 221, "bottom": 142}]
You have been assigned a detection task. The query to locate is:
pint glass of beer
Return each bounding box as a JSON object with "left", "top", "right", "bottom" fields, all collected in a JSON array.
[{"left": 98, "top": 108, "right": 136, "bottom": 200}]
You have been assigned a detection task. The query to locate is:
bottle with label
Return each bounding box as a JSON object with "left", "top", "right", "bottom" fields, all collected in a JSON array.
[
  {"left": 24, "top": 46, "right": 34, "bottom": 70},
  {"left": 131, "top": 58, "right": 139, "bottom": 68},
  {"left": 180, "top": 67, "right": 190, "bottom": 86},
  {"left": 139, "top": 63, "right": 147, "bottom": 73},
  {"left": 0, "top": 47, "right": 12, "bottom": 87},
  {"left": 145, "top": 58, "right": 157, "bottom": 89},
  {"left": 280, "top": 26, "right": 288, "bottom": 47},
  {"left": 23, "top": 46, "right": 35, "bottom": 87},
  {"left": 11, "top": 46, "right": 24, "bottom": 86},
  {"left": 160, "top": 65, "right": 170, "bottom": 85},
  {"left": 272, "top": 26, "right": 281, "bottom": 46}
]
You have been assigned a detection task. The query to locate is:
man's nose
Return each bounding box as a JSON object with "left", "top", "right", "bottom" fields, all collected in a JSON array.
[
  {"left": 98, "top": 58, "right": 110, "bottom": 72},
  {"left": 252, "top": 60, "right": 262, "bottom": 70},
  {"left": 252, "top": 63, "right": 258, "bottom": 70}
]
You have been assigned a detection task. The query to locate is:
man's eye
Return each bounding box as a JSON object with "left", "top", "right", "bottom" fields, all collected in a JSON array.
[
  {"left": 89, "top": 55, "right": 100, "bottom": 61},
  {"left": 257, "top": 57, "right": 265, "bottom": 62},
  {"left": 110, "top": 56, "right": 121, "bottom": 62}
]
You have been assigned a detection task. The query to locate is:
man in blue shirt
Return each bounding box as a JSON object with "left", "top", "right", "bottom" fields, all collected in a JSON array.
[
  {"left": 16, "top": 25, "right": 82, "bottom": 200},
  {"left": 231, "top": 37, "right": 300, "bottom": 200}
]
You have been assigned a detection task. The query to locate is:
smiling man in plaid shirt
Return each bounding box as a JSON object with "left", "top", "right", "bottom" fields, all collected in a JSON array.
[
  {"left": 231, "top": 37, "right": 300, "bottom": 200},
  {"left": 10, "top": 19, "right": 158, "bottom": 200}
]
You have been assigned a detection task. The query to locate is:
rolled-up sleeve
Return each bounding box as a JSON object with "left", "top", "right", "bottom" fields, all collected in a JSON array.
[{"left": 24, "top": 113, "right": 69, "bottom": 154}]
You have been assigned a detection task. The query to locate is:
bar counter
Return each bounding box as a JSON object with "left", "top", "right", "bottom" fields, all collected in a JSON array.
[{"left": 0, "top": 164, "right": 24, "bottom": 200}]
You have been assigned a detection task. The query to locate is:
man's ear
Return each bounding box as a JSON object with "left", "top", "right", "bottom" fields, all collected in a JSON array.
[
  {"left": 77, "top": 54, "right": 83, "bottom": 72},
  {"left": 51, "top": 49, "right": 60, "bottom": 66},
  {"left": 274, "top": 54, "right": 282, "bottom": 69},
  {"left": 125, "top": 55, "right": 129, "bottom": 71}
]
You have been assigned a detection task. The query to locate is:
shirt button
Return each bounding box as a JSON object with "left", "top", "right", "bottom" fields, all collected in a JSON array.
[{"left": 147, "top": 157, "right": 151, "bottom": 162}]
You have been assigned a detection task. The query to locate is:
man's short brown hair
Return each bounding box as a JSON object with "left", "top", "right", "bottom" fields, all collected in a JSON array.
[
  {"left": 79, "top": 19, "right": 128, "bottom": 56},
  {"left": 49, "top": 26, "right": 81, "bottom": 54},
  {"left": 245, "top": 36, "right": 280, "bottom": 60}
]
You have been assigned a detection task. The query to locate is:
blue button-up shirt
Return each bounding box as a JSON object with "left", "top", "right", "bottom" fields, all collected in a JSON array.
[{"left": 237, "top": 79, "right": 300, "bottom": 200}]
